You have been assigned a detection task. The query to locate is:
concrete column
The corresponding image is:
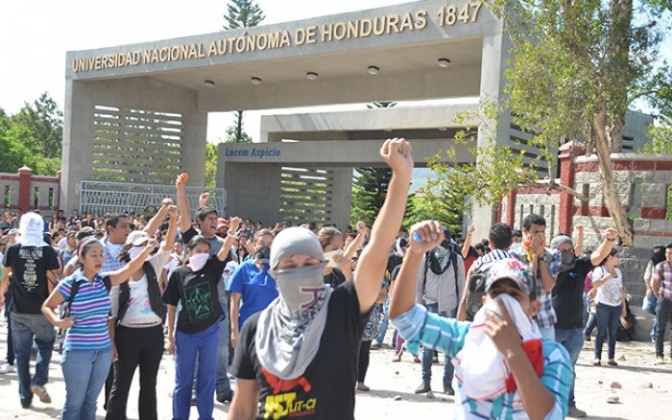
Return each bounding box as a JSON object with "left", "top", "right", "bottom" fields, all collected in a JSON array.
[
  {"left": 18, "top": 167, "right": 33, "bottom": 212},
  {"left": 506, "top": 189, "right": 517, "bottom": 228},
  {"left": 558, "top": 140, "right": 586, "bottom": 234},
  {"left": 329, "top": 167, "right": 354, "bottom": 229},
  {"left": 471, "top": 26, "right": 512, "bottom": 239}
]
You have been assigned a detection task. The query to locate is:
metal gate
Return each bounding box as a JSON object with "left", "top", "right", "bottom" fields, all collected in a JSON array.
[{"left": 77, "top": 180, "right": 226, "bottom": 217}]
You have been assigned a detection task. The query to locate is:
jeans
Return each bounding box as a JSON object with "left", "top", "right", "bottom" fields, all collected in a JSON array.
[
  {"left": 375, "top": 297, "right": 389, "bottom": 346},
  {"left": 643, "top": 295, "right": 658, "bottom": 339},
  {"left": 555, "top": 328, "right": 584, "bottom": 407},
  {"left": 61, "top": 348, "right": 114, "bottom": 420},
  {"left": 582, "top": 292, "right": 590, "bottom": 328},
  {"left": 11, "top": 313, "right": 55, "bottom": 407},
  {"left": 655, "top": 298, "right": 672, "bottom": 358},
  {"left": 5, "top": 292, "right": 14, "bottom": 365},
  {"left": 584, "top": 313, "right": 597, "bottom": 337},
  {"left": 106, "top": 325, "right": 164, "bottom": 420},
  {"left": 538, "top": 325, "right": 555, "bottom": 341},
  {"left": 421, "top": 304, "right": 455, "bottom": 387},
  {"left": 595, "top": 303, "right": 622, "bottom": 360},
  {"left": 174, "top": 322, "right": 219, "bottom": 420}
]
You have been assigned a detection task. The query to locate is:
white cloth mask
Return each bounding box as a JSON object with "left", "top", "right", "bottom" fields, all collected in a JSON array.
[
  {"left": 128, "top": 246, "right": 144, "bottom": 260},
  {"left": 188, "top": 253, "right": 209, "bottom": 272}
]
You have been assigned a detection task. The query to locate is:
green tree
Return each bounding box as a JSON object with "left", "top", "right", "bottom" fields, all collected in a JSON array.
[
  {"left": 350, "top": 167, "right": 416, "bottom": 229},
  {"left": 205, "top": 142, "right": 219, "bottom": 188},
  {"left": 13, "top": 92, "right": 63, "bottom": 159},
  {"left": 223, "top": 0, "right": 265, "bottom": 143},
  {"left": 641, "top": 117, "right": 672, "bottom": 154},
  {"left": 429, "top": 1, "right": 672, "bottom": 245}
]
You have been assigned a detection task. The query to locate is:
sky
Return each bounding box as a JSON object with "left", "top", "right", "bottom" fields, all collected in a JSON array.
[{"left": 0, "top": 0, "right": 421, "bottom": 143}]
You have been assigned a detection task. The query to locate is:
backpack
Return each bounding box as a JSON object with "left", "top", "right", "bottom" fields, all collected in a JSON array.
[
  {"left": 62, "top": 275, "right": 112, "bottom": 319},
  {"left": 422, "top": 250, "right": 459, "bottom": 302}
]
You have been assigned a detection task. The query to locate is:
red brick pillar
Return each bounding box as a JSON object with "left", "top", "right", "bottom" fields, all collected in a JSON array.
[
  {"left": 506, "top": 189, "right": 516, "bottom": 228},
  {"left": 558, "top": 141, "right": 585, "bottom": 235},
  {"left": 18, "top": 166, "right": 33, "bottom": 212}
]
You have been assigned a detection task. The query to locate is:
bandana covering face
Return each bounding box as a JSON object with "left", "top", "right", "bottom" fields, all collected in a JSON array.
[
  {"left": 18, "top": 213, "right": 48, "bottom": 247},
  {"left": 256, "top": 227, "right": 332, "bottom": 380},
  {"left": 188, "top": 253, "right": 209, "bottom": 272},
  {"left": 453, "top": 294, "right": 543, "bottom": 402}
]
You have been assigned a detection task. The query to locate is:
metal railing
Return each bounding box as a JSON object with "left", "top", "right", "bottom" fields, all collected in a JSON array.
[{"left": 77, "top": 180, "right": 226, "bottom": 217}]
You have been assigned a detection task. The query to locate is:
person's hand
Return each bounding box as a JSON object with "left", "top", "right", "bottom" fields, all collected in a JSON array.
[
  {"left": 56, "top": 316, "right": 76, "bottom": 330},
  {"left": 483, "top": 300, "right": 523, "bottom": 357},
  {"left": 333, "top": 254, "right": 350, "bottom": 268},
  {"left": 229, "top": 217, "right": 242, "bottom": 233},
  {"left": 408, "top": 220, "right": 443, "bottom": 255},
  {"left": 176, "top": 173, "right": 188, "bottom": 188},
  {"left": 112, "top": 345, "right": 119, "bottom": 362},
  {"left": 380, "top": 138, "right": 413, "bottom": 175},
  {"left": 166, "top": 336, "right": 176, "bottom": 355},
  {"left": 576, "top": 225, "right": 584, "bottom": 234},
  {"left": 587, "top": 288, "right": 597, "bottom": 299},
  {"left": 467, "top": 225, "right": 475, "bottom": 236},
  {"left": 356, "top": 221, "right": 367, "bottom": 235},
  {"left": 231, "top": 328, "right": 240, "bottom": 349},
  {"left": 604, "top": 228, "right": 618, "bottom": 241},
  {"left": 531, "top": 233, "right": 546, "bottom": 257},
  {"left": 646, "top": 289, "right": 653, "bottom": 298},
  {"left": 162, "top": 198, "right": 174, "bottom": 207},
  {"left": 167, "top": 205, "right": 178, "bottom": 219},
  {"left": 199, "top": 192, "right": 211, "bottom": 207}
]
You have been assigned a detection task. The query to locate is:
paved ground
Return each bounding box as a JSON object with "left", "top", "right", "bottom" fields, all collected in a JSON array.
[{"left": 1, "top": 320, "right": 671, "bottom": 419}]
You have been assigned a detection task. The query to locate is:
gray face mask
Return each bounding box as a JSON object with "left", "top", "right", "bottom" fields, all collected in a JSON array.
[
  {"left": 559, "top": 250, "right": 576, "bottom": 272},
  {"left": 271, "top": 262, "right": 328, "bottom": 317}
]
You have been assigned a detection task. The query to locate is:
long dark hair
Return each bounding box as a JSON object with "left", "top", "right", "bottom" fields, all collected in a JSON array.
[
  {"left": 600, "top": 248, "right": 619, "bottom": 266},
  {"left": 187, "top": 235, "right": 211, "bottom": 251}
]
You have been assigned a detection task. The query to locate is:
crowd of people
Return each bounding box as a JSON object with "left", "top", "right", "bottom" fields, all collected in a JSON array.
[{"left": 0, "top": 138, "right": 669, "bottom": 420}]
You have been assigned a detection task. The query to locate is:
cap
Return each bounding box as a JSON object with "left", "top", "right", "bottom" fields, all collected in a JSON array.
[
  {"left": 126, "top": 230, "right": 150, "bottom": 246},
  {"left": 485, "top": 258, "right": 534, "bottom": 295},
  {"left": 66, "top": 230, "right": 77, "bottom": 238},
  {"left": 8, "top": 229, "right": 18, "bottom": 235},
  {"left": 217, "top": 218, "right": 229, "bottom": 231}
]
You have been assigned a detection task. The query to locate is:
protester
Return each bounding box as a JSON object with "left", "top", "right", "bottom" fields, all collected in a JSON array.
[
  {"left": 414, "top": 227, "right": 465, "bottom": 395},
  {"left": 644, "top": 246, "right": 666, "bottom": 342},
  {"left": 163, "top": 219, "right": 240, "bottom": 420},
  {"left": 105, "top": 204, "right": 178, "bottom": 420},
  {"left": 591, "top": 249, "right": 626, "bottom": 366},
  {"left": 390, "top": 221, "right": 571, "bottom": 419},
  {"left": 41, "top": 236, "right": 158, "bottom": 420},
  {"left": 0, "top": 212, "right": 61, "bottom": 408},
  {"left": 357, "top": 269, "right": 388, "bottom": 392},
  {"left": 652, "top": 243, "right": 672, "bottom": 364},
  {"left": 549, "top": 227, "right": 617, "bottom": 418},
  {"left": 227, "top": 138, "right": 413, "bottom": 420}
]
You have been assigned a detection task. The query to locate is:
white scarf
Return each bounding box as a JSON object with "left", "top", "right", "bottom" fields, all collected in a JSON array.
[{"left": 453, "top": 294, "right": 541, "bottom": 401}]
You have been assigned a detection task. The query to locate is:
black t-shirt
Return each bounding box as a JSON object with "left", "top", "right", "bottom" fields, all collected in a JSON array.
[
  {"left": 323, "top": 267, "right": 346, "bottom": 289},
  {"left": 552, "top": 257, "right": 594, "bottom": 330},
  {"left": 3, "top": 244, "right": 60, "bottom": 314},
  {"left": 162, "top": 256, "right": 226, "bottom": 333},
  {"left": 232, "top": 281, "right": 367, "bottom": 420}
]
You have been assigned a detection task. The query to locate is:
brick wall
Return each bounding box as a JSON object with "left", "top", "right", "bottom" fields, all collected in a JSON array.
[{"left": 0, "top": 167, "right": 61, "bottom": 214}]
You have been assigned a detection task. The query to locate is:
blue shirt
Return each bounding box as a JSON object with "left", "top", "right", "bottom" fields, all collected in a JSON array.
[
  {"left": 56, "top": 271, "right": 112, "bottom": 352},
  {"left": 226, "top": 260, "right": 278, "bottom": 329},
  {"left": 392, "top": 304, "right": 571, "bottom": 419}
]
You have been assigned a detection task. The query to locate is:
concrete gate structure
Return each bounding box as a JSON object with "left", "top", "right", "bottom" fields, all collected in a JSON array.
[{"left": 61, "top": 0, "right": 650, "bottom": 235}]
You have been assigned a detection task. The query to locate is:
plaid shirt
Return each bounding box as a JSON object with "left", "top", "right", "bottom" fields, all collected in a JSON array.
[
  {"left": 653, "top": 261, "right": 672, "bottom": 300},
  {"left": 509, "top": 247, "right": 560, "bottom": 329},
  {"left": 101, "top": 237, "right": 126, "bottom": 273},
  {"left": 392, "top": 305, "right": 570, "bottom": 419}
]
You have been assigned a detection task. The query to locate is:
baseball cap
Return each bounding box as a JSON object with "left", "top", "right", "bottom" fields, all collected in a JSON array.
[
  {"left": 126, "top": 230, "right": 150, "bottom": 246},
  {"left": 485, "top": 258, "right": 534, "bottom": 295},
  {"left": 216, "top": 218, "right": 229, "bottom": 231}
]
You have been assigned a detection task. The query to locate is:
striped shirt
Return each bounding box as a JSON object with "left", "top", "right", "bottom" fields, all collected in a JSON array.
[
  {"left": 653, "top": 261, "right": 672, "bottom": 300},
  {"left": 509, "top": 247, "right": 560, "bottom": 329},
  {"left": 392, "top": 304, "right": 570, "bottom": 419},
  {"left": 472, "top": 249, "right": 512, "bottom": 272},
  {"left": 56, "top": 271, "right": 112, "bottom": 351}
]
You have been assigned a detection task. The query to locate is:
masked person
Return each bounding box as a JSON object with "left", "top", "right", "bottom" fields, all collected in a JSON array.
[
  {"left": 162, "top": 218, "right": 240, "bottom": 420},
  {"left": 390, "top": 221, "right": 571, "bottom": 419},
  {"left": 549, "top": 227, "right": 617, "bottom": 418},
  {"left": 227, "top": 138, "right": 414, "bottom": 420},
  {"left": 414, "top": 227, "right": 465, "bottom": 395}
]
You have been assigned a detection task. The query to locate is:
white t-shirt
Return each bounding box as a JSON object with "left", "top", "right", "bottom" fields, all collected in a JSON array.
[
  {"left": 109, "top": 249, "right": 170, "bottom": 326},
  {"left": 57, "top": 237, "right": 68, "bottom": 250},
  {"left": 592, "top": 266, "right": 623, "bottom": 306}
]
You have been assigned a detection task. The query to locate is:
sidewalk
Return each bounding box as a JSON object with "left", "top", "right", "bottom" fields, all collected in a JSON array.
[{"left": 0, "top": 318, "right": 671, "bottom": 419}]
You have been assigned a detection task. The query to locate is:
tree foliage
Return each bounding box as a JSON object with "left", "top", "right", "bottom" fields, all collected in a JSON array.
[
  {"left": 205, "top": 142, "right": 219, "bottom": 188},
  {"left": 0, "top": 93, "right": 63, "bottom": 175},
  {"left": 428, "top": 1, "right": 672, "bottom": 245},
  {"left": 223, "top": 0, "right": 265, "bottom": 30},
  {"left": 225, "top": 111, "right": 253, "bottom": 143},
  {"left": 641, "top": 116, "right": 672, "bottom": 153},
  {"left": 350, "top": 167, "right": 415, "bottom": 229}
]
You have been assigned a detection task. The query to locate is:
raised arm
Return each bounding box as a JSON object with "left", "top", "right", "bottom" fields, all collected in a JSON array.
[
  {"left": 162, "top": 205, "right": 179, "bottom": 252},
  {"left": 354, "top": 138, "right": 413, "bottom": 315},
  {"left": 461, "top": 225, "right": 474, "bottom": 259},
  {"left": 217, "top": 217, "right": 241, "bottom": 262},
  {"left": 573, "top": 225, "right": 584, "bottom": 257},
  {"left": 108, "top": 239, "right": 159, "bottom": 286},
  {"left": 143, "top": 200, "right": 172, "bottom": 237},
  {"left": 175, "top": 173, "right": 192, "bottom": 233},
  {"left": 343, "top": 222, "right": 367, "bottom": 260},
  {"left": 589, "top": 228, "right": 617, "bottom": 266}
]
